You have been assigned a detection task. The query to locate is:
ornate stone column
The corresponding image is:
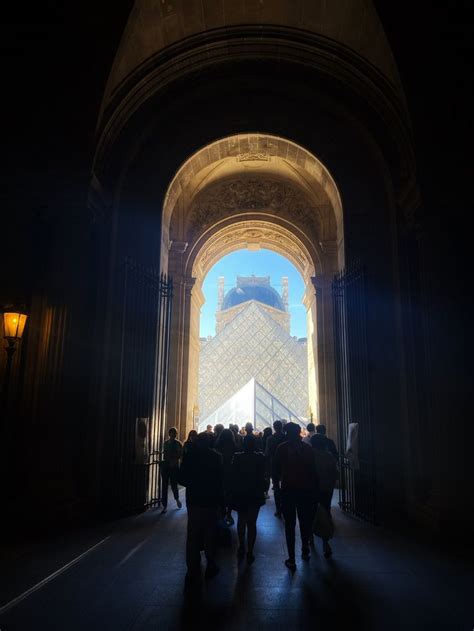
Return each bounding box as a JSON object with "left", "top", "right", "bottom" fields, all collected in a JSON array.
[
  {"left": 311, "top": 274, "right": 338, "bottom": 442},
  {"left": 303, "top": 280, "right": 319, "bottom": 421},
  {"left": 186, "top": 282, "right": 205, "bottom": 436},
  {"left": 165, "top": 241, "right": 195, "bottom": 441}
]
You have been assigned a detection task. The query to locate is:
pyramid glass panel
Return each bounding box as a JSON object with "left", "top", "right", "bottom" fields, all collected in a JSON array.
[
  {"left": 199, "top": 276, "right": 309, "bottom": 425},
  {"left": 198, "top": 378, "right": 305, "bottom": 432}
]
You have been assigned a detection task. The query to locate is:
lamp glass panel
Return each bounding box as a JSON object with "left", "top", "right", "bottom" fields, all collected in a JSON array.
[{"left": 3, "top": 312, "right": 28, "bottom": 339}]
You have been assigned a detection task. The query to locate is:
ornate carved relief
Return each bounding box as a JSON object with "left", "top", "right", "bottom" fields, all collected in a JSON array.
[
  {"left": 188, "top": 178, "right": 321, "bottom": 238},
  {"left": 193, "top": 221, "right": 313, "bottom": 280},
  {"left": 237, "top": 152, "right": 270, "bottom": 162}
]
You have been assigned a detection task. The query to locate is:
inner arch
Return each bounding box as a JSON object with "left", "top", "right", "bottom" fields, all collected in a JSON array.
[
  {"left": 190, "top": 220, "right": 317, "bottom": 287},
  {"left": 163, "top": 133, "right": 344, "bottom": 272}
]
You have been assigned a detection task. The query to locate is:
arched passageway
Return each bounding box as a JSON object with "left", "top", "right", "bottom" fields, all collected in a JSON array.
[
  {"left": 84, "top": 0, "right": 437, "bottom": 532},
  {"left": 1, "top": 7, "right": 472, "bottom": 630},
  {"left": 90, "top": 53, "right": 420, "bottom": 526},
  {"left": 161, "top": 134, "right": 344, "bottom": 441}
]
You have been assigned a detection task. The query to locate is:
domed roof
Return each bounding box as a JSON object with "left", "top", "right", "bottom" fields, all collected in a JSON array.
[{"left": 222, "top": 280, "right": 285, "bottom": 312}]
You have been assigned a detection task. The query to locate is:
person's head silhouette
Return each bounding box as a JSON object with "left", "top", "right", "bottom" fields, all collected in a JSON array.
[{"left": 284, "top": 422, "right": 301, "bottom": 440}]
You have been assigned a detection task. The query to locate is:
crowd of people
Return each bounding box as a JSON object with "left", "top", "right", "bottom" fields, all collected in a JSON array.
[{"left": 160, "top": 420, "right": 339, "bottom": 582}]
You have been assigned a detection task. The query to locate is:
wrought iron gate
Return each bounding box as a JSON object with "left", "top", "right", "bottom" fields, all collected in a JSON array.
[
  {"left": 113, "top": 258, "right": 172, "bottom": 513},
  {"left": 332, "top": 261, "right": 376, "bottom": 522}
]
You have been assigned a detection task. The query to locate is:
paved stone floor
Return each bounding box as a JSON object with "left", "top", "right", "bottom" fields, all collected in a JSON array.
[{"left": 1, "top": 491, "right": 473, "bottom": 630}]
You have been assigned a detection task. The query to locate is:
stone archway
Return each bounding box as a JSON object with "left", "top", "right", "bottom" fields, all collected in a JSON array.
[
  {"left": 84, "top": 0, "right": 433, "bottom": 527},
  {"left": 162, "top": 133, "right": 343, "bottom": 440}
]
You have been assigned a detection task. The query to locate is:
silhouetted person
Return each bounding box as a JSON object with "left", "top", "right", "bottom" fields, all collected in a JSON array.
[
  {"left": 262, "top": 427, "right": 273, "bottom": 496},
  {"left": 183, "top": 429, "right": 198, "bottom": 454},
  {"left": 311, "top": 433, "right": 339, "bottom": 557},
  {"left": 178, "top": 432, "right": 224, "bottom": 582},
  {"left": 274, "top": 422, "right": 317, "bottom": 570},
  {"left": 262, "top": 427, "right": 272, "bottom": 451},
  {"left": 231, "top": 424, "right": 243, "bottom": 450},
  {"left": 213, "top": 423, "right": 224, "bottom": 447},
  {"left": 230, "top": 435, "right": 266, "bottom": 564},
  {"left": 214, "top": 428, "right": 236, "bottom": 525},
  {"left": 265, "top": 420, "right": 286, "bottom": 517},
  {"left": 161, "top": 427, "right": 183, "bottom": 513},
  {"left": 244, "top": 422, "right": 263, "bottom": 449},
  {"left": 316, "top": 424, "right": 339, "bottom": 460},
  {"left": 303, "top": 422, "right": 316, "bottom": 445},
  {"left": 254, "top": 432, "right": 264, "bottom": 452}
]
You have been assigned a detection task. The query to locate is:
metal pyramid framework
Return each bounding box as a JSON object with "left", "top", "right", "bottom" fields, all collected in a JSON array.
[
  {"left": 197, "top": 378, "right": 304, "bottom": 433},
  {"left": 199, "top": 300, "right": 308, "bottom": 425}
]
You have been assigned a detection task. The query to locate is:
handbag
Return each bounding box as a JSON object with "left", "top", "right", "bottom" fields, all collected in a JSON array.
[{"left": 312, "top": 504, "right": 334, "bottom": 540}]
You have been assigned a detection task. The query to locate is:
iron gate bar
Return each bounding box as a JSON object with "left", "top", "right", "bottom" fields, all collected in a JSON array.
[
  {"left": 332, "top": 260, "right": 376, "bottom": 523},
  {"left": 147, "top": 273, "right": 173, "bottom": 509},
  {"left": 114, "top": 258, "right": 173, "bottom": 514}
]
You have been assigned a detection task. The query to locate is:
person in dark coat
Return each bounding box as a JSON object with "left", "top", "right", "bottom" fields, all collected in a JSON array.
[
  {"left": 212, "top": 423, "right": 224, "bottom": 447},
  {"left": 311, "top": 433, "right": 339, "bottom": 558},
  {"left": 262, "top": 427, "right": 273, "bottom": 496},
  {"left": 265, "top": 420, "right": 287, "bottom": 517},
  {"left": 273, "top": 422, "right": 317, "bottom": 570},
  {"left": 183, "top": 429, "right": 198, "bottom": 454},
  {"left": 230, "top": 434, "right": 266, "bottom": 564},
  {"left": 315, "top": 424, "right": 339, "bottom": 459},
  {"left": 231, "top": 424, "right": 243, "bottom": 450},
  {"left": 178, "top": 432, "right": 224, "bottom": 582},
  {"left": 161, "top": 427, "right": 183, "bottom": 513},
  {"left": 214, "top": 428, "right": 236, "bottom": 525},
  {"left": 262, "top": 426, "right": 273, "bottom": 451}
]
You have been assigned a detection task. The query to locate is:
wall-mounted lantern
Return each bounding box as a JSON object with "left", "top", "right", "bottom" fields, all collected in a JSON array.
[
  {"left": 3, "top": 310, "right": 28, "bottom": 347},
  {"left": 2, "top": 307, "right": 28, "bottom": 414}
]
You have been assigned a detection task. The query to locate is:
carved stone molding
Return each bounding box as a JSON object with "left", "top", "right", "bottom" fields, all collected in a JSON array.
[
  {"left": 162, "top": 134, "right": 343, "bottom": 244},
  {"left": 192, "top": 220, "right": 315, "bottom": 281},
  {"left": 188, "top": 178, "right": 321, "bottom": 238},
  {"left": 237, "top": 152, "right": 270, "bottom": 162}
]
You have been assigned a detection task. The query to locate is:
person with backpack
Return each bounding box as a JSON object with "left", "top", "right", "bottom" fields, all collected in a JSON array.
[
  {"left": 273, "top": 422, "right": 317, "bottom": 570},
  {"left": 315, "top": 424, "right": 339, "bottom": 460}
]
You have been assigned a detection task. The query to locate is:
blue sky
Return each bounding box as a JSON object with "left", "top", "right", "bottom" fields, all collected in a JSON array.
[{"left": 200, "top": 249, "right": 307, "bottom": 338}]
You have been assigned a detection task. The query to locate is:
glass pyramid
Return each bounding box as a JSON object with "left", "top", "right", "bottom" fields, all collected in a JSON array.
[
  {"left": 199, "top": 300, "right": 308, "bottom": 424},
  {"left": 198, "top": 378, "right": 305, "bottom": 432}
]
